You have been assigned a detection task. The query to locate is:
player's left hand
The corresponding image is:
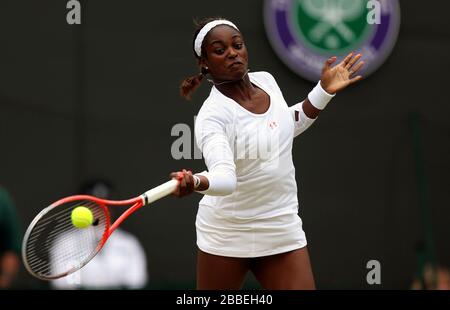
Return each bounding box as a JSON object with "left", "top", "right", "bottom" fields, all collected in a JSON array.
[{"left": 320, "top": 52, "right": 364, "bottom": 94}]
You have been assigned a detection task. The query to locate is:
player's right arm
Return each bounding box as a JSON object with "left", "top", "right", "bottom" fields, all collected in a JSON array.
[{"left": 170, "top": 104, "right": 237, "bottom": 198}]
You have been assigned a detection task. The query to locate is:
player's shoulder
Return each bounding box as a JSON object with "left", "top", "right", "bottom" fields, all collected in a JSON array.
[
  {"left": 250, "top": 71, "right": 284, "bottom": 96},
  {"left": 249, "top": 71, "right": 278, "bottom": 86},
  {"left": 249, "top": 70, "right": 276, "bottom": 79},
  {"left": 196, "top": 89, "right": 234, "bottom": 123}
]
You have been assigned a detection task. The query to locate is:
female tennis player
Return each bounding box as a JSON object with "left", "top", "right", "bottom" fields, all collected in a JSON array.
[{"left": 170, "top": 17, "right": 364, "bottom": 290}]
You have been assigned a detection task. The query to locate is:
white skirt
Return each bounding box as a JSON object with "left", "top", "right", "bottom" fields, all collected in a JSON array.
[{"left": 196, "top": 205, "right": 307, "bottom": 258}]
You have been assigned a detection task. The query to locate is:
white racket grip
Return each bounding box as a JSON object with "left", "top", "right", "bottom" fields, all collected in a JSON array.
[{"left": 141, "top": 179, "right": 179, "bottom": 206}]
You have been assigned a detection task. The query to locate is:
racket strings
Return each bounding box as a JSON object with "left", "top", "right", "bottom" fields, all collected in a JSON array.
[{"left": 23, "top": 200, "right": 108, "bottom": 279}]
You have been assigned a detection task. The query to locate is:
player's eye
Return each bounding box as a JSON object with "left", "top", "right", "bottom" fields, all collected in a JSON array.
[
  {"left": 234, "top": 43, "right": 244, "bottom": 49},
  {"left": 215, "top": 48, "right": 225, "bottom": 55}
]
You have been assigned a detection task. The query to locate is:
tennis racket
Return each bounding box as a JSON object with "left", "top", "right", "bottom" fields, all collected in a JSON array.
[{"left": 22, "top": 179, "right": 179, "bottom": 281}]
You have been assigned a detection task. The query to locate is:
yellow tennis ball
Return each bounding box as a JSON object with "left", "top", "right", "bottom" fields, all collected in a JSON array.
[{"left": 71, "top": 206, "right": 93, "bottom": 229}]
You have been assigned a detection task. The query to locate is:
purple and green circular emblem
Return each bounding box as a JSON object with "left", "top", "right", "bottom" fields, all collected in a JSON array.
[{"left": 263, "top": 0, "right": 401, "bottom": 81}]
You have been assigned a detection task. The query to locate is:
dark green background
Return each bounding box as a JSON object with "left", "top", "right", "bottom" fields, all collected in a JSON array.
[{"left": 0, "top": 0, "right": 449, "bottom": 289}]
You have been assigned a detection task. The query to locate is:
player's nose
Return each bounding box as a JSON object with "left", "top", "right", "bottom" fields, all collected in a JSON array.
[{"left": 227, "top": 48, "right": 238, "bottom": 59}]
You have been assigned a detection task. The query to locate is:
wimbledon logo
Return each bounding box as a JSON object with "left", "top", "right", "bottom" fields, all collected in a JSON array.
[{"left": 263, "top": 0, "right": 401, "bottom": 81}]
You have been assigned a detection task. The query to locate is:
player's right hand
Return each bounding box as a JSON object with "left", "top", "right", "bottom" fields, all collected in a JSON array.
[{"left": 170, "top": 169, "right": 195, "bottom": 197}]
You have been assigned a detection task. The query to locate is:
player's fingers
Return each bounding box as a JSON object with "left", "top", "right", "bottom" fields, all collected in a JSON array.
[
  {"left": 345, "top": 53, "right": 362, "bottom": 70},
  {"left": 169, "top": 172, "right": 182, "bottom": 196},
  {"left": 349, "top": 61, "right": 365, "bottom": 76},
  {"left": 182, "top": 170, "right": 191, "bottom": 194},
  {"left": 349, "top": 75, "right": 363, "bottom": 85},
  {"left": 322, "top": 56, "right": 337, "bottom": 73},
  {"left": 339, "top": 51, "right": 354, "bottom": 66},
  {"left": 186, "top": 171, "right": 194, "bottom": 192},
  {"left": 179, "top": 171, "right": 187, "bottom": 196},
  {"left": 173, "top": 186, "right": 181, "bottom": 197}
]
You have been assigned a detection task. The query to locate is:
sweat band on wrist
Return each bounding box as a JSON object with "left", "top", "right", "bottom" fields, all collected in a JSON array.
[{"left": 308, "top": 81, "right": 336, "bottom": 110}]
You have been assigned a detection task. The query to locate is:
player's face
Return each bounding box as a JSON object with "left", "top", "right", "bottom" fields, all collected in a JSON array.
[{"left": 201, "top": 25, "right": 249, "bottom": 82}]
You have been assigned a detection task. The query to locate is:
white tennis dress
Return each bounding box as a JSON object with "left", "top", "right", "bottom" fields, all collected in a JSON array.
[{"left": 194, "top": 71, "right": 321, "bottom": 258}]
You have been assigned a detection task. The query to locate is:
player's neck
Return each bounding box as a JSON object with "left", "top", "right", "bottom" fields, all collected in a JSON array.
[{"left": 215, "top": 73, "right": 255, "bottom": 102}]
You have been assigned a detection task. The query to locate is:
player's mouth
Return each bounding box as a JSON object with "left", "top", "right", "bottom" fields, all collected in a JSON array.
[{"left": 229, "top": 61, "right": 244, "bottom": 69}]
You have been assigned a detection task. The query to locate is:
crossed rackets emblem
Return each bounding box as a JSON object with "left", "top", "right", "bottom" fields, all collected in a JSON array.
[{"left": 301, "top": 0, "right": 365, "bottom": 47}]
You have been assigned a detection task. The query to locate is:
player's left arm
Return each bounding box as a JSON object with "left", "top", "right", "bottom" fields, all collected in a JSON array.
[{"left": 291, "top": 52, "right": 364, "bottom": 137}]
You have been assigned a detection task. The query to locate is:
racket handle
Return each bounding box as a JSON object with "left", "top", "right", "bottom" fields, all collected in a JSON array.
[{"left": 141, "top": 179, "right": 179, "bottom": 205}]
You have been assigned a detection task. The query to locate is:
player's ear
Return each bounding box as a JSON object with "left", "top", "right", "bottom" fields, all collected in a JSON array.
[
  {"left": 197, "top": 60, "right": 209, "bottom": 76},
  {"left": 199, "top": 57, "right": 208, "bottom": 70}
]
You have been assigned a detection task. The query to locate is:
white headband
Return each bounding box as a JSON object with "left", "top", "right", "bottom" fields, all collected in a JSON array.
[{"left": 194, "top": 20, "right": 239, "bottom": 57}]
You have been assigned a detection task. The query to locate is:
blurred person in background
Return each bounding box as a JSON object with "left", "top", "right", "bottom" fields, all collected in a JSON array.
[
  {"left": 410, "top": 242, "right": 450, "bottom": 290},
  {"left": 436, "top": 266, "right": 450, "bottom": 290},
  {"left": 411, "top": 263, "right": 450, "bottom": 290},
  {"left": 51, "top": 179, "right": 148, "bottom": 289},
  {"left": 0, "top": 186, "right": 21, "bottom": 289}
]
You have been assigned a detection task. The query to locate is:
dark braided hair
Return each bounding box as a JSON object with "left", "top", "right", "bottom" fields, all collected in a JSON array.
[{"left": 179, "top": 17, "right": 226, "bottom": 101}]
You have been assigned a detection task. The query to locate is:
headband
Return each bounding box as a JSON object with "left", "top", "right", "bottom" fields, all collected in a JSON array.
[{"left": 194, "top": 20, "right": 239, "bottom": 57}]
